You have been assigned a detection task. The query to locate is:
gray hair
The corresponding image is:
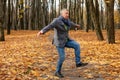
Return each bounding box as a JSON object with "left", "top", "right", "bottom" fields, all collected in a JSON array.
[{"left": 60, "top": 8, "right": 69, "bottom": 15}]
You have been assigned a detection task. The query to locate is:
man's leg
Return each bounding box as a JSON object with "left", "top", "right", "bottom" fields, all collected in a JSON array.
[
  {"left": 55, "top": 46, "right": 65, "bottom": 78},
  {"left": 65, "top": 40, "right": 88, "bottom": 67},
  {"left": 65, "top": 40, "right": 81, "bottom": 64}
]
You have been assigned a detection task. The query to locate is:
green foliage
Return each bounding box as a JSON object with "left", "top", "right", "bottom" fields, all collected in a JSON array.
[{"left": 18, "top": 0, "right": 24, "bottom": 5}]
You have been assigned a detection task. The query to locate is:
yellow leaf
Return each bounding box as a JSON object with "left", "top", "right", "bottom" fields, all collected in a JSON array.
[{"left": 31, "top": 70, "right": 40, "bottom": 77}]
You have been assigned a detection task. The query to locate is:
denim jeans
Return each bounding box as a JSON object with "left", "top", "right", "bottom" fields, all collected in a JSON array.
[{"left": 56, "top": 40, "right": 81, "bottom": 73}]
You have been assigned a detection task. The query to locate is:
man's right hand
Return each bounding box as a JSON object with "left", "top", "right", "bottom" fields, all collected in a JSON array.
[{"left": 37, "top": 31, "right": 43, "bottom": 37}]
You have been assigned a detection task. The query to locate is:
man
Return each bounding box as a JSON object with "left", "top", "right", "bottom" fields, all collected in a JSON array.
[{"left": 37, "top": 9, "right": 88, "bottom": 78}]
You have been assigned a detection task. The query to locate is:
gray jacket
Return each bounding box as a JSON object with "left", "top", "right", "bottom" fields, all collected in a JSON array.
[{"left": 41, "top": 16, "right": 78, "bottom": 47}]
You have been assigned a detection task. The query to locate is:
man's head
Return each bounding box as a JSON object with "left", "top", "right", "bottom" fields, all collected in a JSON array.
[{"left": 60, "top": 9, "right": 69, "bottom": 19}]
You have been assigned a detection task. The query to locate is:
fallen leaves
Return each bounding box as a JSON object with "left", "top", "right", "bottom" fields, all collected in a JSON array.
[{"left": 0, "top": 30, "right": 120, "bottom": 80}]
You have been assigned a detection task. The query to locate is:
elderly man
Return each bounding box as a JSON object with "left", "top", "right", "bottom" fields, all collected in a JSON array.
[{"left": 37, "top": 9, "right": 88, "bottom": 78}]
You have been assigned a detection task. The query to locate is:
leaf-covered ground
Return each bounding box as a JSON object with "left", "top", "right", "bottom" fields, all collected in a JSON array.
[{"left": 0, "top": 30, "right": 120, "bottom": 80}]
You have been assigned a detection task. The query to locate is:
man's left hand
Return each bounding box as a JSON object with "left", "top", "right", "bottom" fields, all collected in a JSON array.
[{"left": 76, "top": 25, "right": 80, "bottom": 28}]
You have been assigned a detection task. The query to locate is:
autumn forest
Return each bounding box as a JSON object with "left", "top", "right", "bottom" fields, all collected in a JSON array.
[{"left": 0, "top": 0, "right": 120, "bottom": 80}]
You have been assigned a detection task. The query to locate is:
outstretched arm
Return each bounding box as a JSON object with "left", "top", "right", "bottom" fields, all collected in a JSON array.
[
  {"left": 37, "top": 18, "right": 57, "bottom": 37},
  {"left": 70, "top": 21, "right": 80, "bottom": 28}
]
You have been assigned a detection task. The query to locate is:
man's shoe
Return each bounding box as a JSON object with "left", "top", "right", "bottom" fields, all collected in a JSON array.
[
  {"left": 76, "top": 62, "right": 88, "bottom": 67},
  {"left": 55, "top": 72, "right": 64, "bottom": 78}
]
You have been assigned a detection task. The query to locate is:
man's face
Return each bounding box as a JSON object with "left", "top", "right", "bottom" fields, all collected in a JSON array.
[{"left": 62, "top": 10, "right": 69, "bottom": 19}]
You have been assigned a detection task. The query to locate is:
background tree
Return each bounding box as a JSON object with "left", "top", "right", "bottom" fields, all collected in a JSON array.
[
  {"left": 88, "top": 0, "right": 104, "bottom": 41},
  {"left": 7, "top": 0, "right": 11, "bottom": 34},
  {"left": 0, "top": 0, "right": 5, "bottom": 41},
  {"left": 118, "top": 0, "right": 120, "bottom": 28},
  {"left": 100, "top": 0, "right": 105, "bottom": 29},
  {"left": 85, "top": 0, "right": 94, "bottom": 32},
  {"left": 105, "top": 0, "right": 115, "bottom": 43}
]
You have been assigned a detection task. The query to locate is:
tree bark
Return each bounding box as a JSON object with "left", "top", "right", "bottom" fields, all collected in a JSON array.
[
  {"left": 105, "top": 0, "right": 115, "bottom": 43},
  {"left": 7, "top": 0, "right": 11, "bottom": 34},
  {"left": 0, "top": 0, "right": 5, "bottom": 41},
  {"left": 118, "top": 0, "right": 120, "bottom": 28},
  {"left": 100, "top": 0, "right": 104, "bottom": 29},
  {"left": 88, "top": 0, "right": 104, "bottom": 41},
  {"left": 85, "top": 0, "right": 90, "bottom": 32}
]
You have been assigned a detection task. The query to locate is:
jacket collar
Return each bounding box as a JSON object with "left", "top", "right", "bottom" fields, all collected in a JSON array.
[{"left": 58, "top": 16, "right": 70, "bottom": 27}]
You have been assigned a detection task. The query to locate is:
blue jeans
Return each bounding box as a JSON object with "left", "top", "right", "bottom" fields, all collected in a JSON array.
[{"left": 56, "top": 40, "right": 81, "bottom": 72}]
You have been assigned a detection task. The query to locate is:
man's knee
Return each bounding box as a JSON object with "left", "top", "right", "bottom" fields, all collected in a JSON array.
[
  {"left": 59, "top": 56, "right": 65, "bottom": 62},
  {"left": 74, "top": 42, "right": 80, "bottom": 49}
]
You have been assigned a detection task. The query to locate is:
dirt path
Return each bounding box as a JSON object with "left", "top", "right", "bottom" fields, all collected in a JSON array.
[{"left": 50, "top": 56, "right": 104, "bottom": 80}]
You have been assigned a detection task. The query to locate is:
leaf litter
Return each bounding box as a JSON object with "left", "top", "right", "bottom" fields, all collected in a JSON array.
[{"left": 0, "top": 30, "right": 120, "bottom": 80}]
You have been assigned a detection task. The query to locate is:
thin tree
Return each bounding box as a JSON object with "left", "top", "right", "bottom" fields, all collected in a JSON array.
[
  {"left": 28, "top": 0, "right": 34, "bottom": 30},
  {"left": 7, "top": 0, "right": 11, "bottom": 34},
  {"left": 118, "top": 0, "right": 120, "bottom": 28},
  {"left": 85, "top": 0, "right": 91, "bottom": 32}
]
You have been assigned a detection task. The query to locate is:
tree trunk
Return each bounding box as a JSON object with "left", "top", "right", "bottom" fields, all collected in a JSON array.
[
  {"left": 0, "top": 0, "right": 5, "bottom": 41},
  {"left": 118, "top": 0, "right": 120, "bottom": 28},
  {"left": 23, "top": 0, "right": 27, "bottom": 30},
  {"left": 80, "top": 0, "right": 84, "bottom": 29},
  {"left": 100, "top": 0, "right": 104, "bottom": 29},
  {"left": 28, "top": 0, "right": 34, "bottom": 30},
  {"left": 34, "top": 0, "right": 39, "bottom": 30},
  {"left": 3, "top": 0, "right": 7, "bottom": 29},
  {"left": 88, "top": 0, "right": 104, "bottom": 41},
  {"left": 7, "top": 0, "right": 11, "bottom": 34},
  {"left": 73, "top": 0, "right": 76, "bottom": 22},
  {"left": 105, "top": 0, "right": 115, "bottom": 43},
  {"left": 69, "top": 0, "right": 71, "bottom": 18},
  {"left": 85, "top": 0, "right": 90, "bottom": 32},
  {"left": 42, "top": 0, "right": 47, "bottom": 27},
  {"left": 20, "top": 0, "right": 24, "bottom": 29}
]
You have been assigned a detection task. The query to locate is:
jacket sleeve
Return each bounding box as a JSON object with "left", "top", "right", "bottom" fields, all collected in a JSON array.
[
  {"left": 41, "top": 18, "right": 57, "bottom": 34},
  {"left": 70, "top": 21, "right": 78, "bottom": 27}
]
